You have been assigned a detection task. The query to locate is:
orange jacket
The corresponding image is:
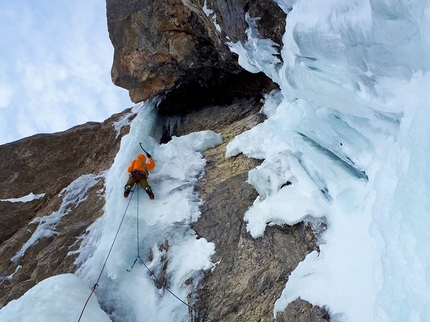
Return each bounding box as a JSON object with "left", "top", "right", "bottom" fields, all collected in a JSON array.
[{"left": 128, "top": 154, "right": 155, "bottom": 174}]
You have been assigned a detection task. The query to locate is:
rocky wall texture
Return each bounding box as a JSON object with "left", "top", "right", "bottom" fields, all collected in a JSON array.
[
  {"left": 0, "top": 110, "right": 133, "bottom": 308},
  {"left": 106, "top": 0, "right": 285, "bottom": 106},
  {"left": 163, "top": 92, "right": 329, "bottom": 321},
  {"left": 106, "top": 0, "right": 328, "bottom": 318}
]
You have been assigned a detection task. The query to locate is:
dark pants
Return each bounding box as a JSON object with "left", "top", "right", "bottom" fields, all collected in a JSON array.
[{"left": 126, "top": 171, "right": 149, "bottom": 189}]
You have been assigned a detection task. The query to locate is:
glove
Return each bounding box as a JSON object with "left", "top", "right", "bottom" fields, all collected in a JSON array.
[{"left": 146, "top": 153, "right": 152, "bottom": 158}]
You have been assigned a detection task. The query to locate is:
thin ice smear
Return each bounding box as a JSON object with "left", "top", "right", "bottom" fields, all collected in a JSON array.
[{"left": 11, "top": 172, "right": 105, "bottom": 263}]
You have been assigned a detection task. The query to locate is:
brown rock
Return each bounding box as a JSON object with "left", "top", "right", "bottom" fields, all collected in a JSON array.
[
  {"left": 276, "top": 298, "right": 330, "bottom": 322},
  {"left": 106, "top": 0, "right": 286, "bottom": 106},
  {"left": 162, "top": 83, "right": 329, "bottom": 321},
  {"left": 0, "top": 109, "right": 134, "bottom": 308},
  {"left": 107, "top": 0, "right": 240, "bottom": 103}
]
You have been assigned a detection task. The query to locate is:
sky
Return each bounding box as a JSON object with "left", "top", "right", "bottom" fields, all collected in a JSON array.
[{"left": 0, "top": 0, "right": 131, "bottom": 145}]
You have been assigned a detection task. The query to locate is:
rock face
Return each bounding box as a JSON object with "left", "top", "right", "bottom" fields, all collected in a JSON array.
[
  {"left": 164, "top": 94, "right": 328, "bottom": 322},
  {"left": 106, "top": 0, "right": 285, "bottom": 105},
  {"left": 105, "top": 0, "right": 329, "bottom": 319},
  {"left": 0, "top": 110, "right": 133, "bottom": 307},
  {"left": 107, "top": 0, "right": 237, "bottom": 103},
  {"left": 0, "top": 0, "right": 331, "bottom": 320}
]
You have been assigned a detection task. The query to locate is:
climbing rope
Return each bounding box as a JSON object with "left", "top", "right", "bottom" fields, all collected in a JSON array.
[
  {"left": 127, "top": 185, "right": 143, "bottom": 272},
  {"left": 77, "top": 189, "right": 135, "bottom": 322},
  {"left": 131, "top": 256, "right": 216, "bottom": 322},
  {"left": 77, "top": 185, "right": 215, "bottom": 322},
  {"left": 128, "top": 188, "right": 216, "bottom": 322}
]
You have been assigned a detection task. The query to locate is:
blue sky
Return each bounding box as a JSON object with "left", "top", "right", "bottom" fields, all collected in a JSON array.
[{"left": 0, "top": 0, "right": 131, "bottom": 145}]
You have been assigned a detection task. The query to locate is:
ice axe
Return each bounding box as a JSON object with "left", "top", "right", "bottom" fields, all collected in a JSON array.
[{"left": 139, "top": 142, "right": 152, "bottom": 158}]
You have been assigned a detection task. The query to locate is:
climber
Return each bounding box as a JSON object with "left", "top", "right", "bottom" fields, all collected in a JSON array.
[{"left": 124, "top": 152, "right": 155, "bottom": 199}]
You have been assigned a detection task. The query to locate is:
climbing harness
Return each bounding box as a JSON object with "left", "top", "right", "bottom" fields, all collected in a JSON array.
[{"left": 77, "top": 184, "right": 215, "bottom": 322}]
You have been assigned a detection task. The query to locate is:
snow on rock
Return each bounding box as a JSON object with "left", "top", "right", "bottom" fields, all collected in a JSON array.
[
  {"left": 228, "top": 0, "right": 430, "bottom": 320},
  {"left": 3, "top": 0, "right": 430, "bottom": 321},
  {"left": 0, "top": 274, "right": 110, "bottom": 322},
  {"left": 74, "top": 102, "right": 221, "bottom": 321},
  {"left": 11, "top": 172, "right": 105, "bottom": 263},
  {"left": 0, "top": 193, "right": 45, "bottom": 203}
]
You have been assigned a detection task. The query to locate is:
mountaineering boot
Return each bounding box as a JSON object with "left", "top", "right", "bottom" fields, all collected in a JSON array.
[
  {"left": 124, "top": 184, "right": 132, "bottom": 198},
  {"left": 145, "top": 185, "right": 154, "bottom": 200}
]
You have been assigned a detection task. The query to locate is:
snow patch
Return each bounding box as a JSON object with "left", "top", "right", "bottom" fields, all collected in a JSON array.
[
  {"left": 0, "top": 274, "right": 110, "bottom": 322},
  {"left": 1, "top": 192, "right": 45, "bottom": 203}
]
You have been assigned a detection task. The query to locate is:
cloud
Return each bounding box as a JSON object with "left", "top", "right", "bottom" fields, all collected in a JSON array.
[{"left": 0, "top": 0, "right": 131, "bottom": 145}]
